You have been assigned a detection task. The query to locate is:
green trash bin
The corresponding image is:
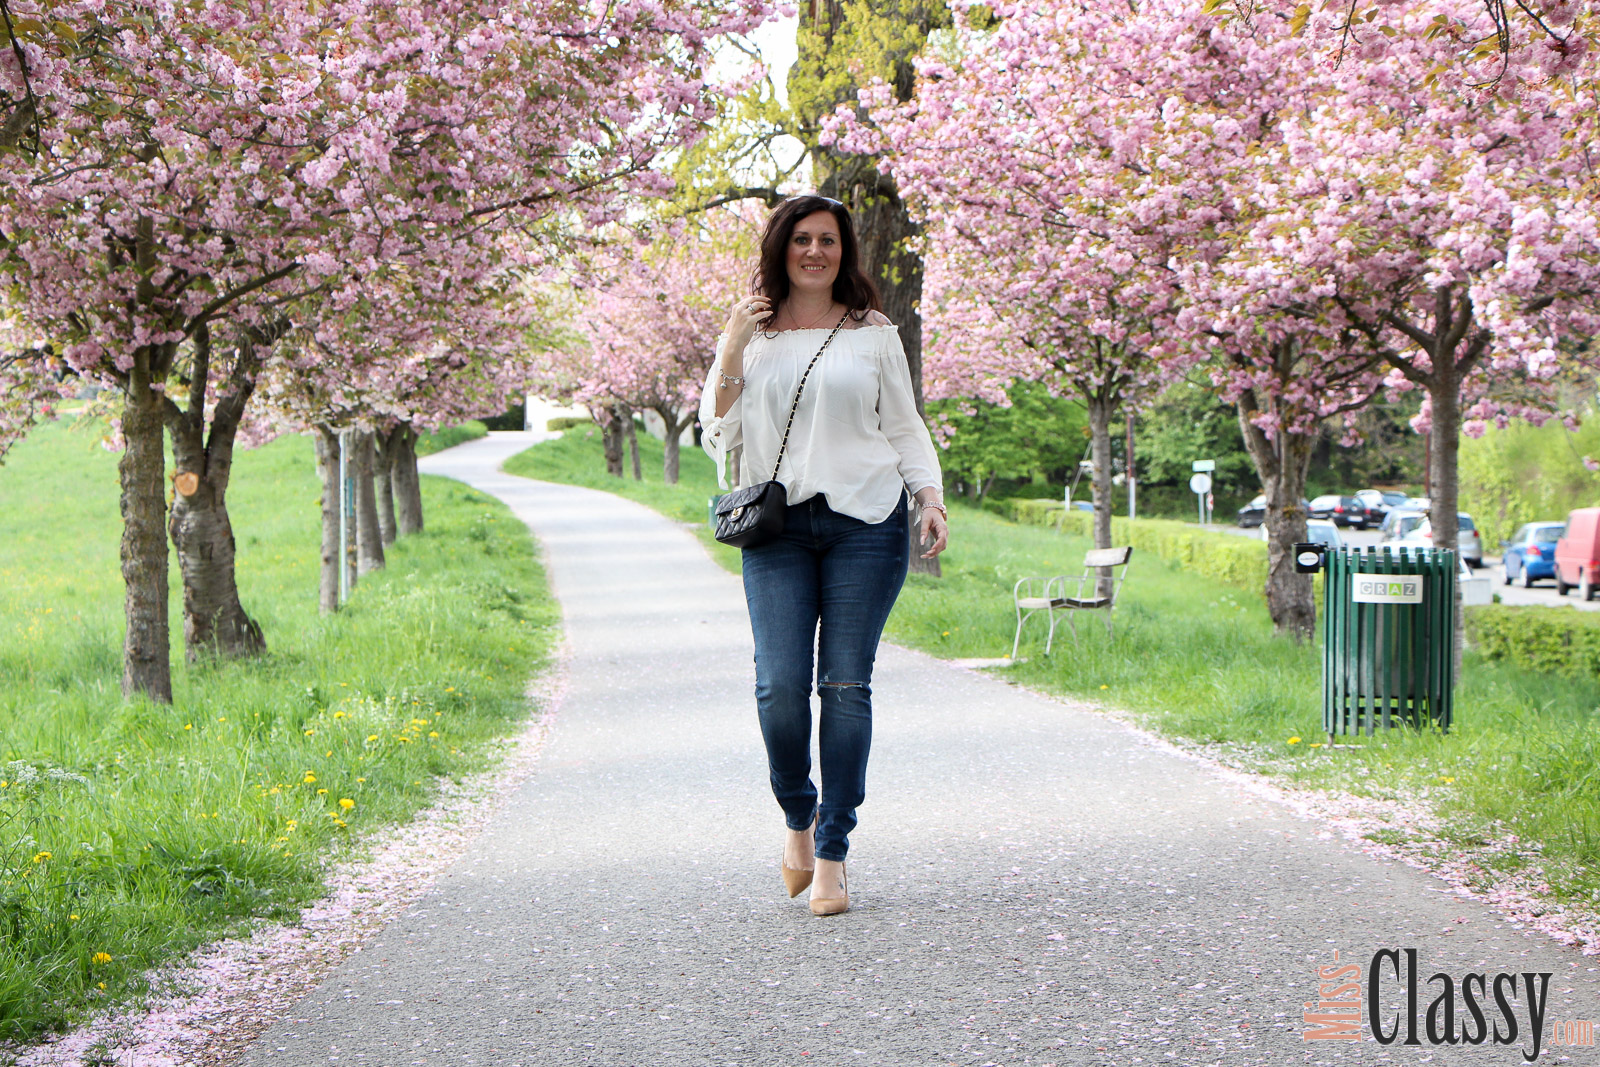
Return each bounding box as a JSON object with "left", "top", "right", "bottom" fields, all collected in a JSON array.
[{"left": 1322, "top": 545, "right": 1456, "bottom": 737}]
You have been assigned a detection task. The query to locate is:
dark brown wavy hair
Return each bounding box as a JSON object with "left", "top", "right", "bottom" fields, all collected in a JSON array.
[{"left": 753, "top": 195, "right": 881, "bottom": 326}]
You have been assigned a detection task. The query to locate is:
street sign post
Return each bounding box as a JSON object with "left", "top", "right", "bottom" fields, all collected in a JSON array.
[{"left": 1190, "top": 471, "right": 1213, "bottom": 524}]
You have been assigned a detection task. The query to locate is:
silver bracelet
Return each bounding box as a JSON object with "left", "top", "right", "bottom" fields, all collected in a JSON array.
[
  {"left": 921, "top": 501, "right": 947, "bottom": 517},
  {"left": 718, "top": 371, "right": 746, "bottom": 390}
]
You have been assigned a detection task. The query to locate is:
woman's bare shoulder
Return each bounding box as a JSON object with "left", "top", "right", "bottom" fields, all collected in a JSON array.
[{"left": 858, "top": 309, "right": 895, "bottom": 328}]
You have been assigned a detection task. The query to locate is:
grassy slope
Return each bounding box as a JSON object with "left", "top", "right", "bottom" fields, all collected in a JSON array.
[
  {"left": 502, "top": 425, "right": 744, "bottom": 573},
  {"left": 0, "top": 420, "right": 557, "bottom": 1044},
  {"left": 511, "top": 429, "right": 1600, "bottom": 911}
]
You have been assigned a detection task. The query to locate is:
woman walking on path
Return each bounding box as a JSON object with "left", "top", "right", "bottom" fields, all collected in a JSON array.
[{"left": 698, "top": 195, "right": 949, "bottom": 916}]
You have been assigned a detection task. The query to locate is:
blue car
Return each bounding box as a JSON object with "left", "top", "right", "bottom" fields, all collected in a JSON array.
[{"left": 1502, "top": 522, "right": 1566, "bottom": 587}]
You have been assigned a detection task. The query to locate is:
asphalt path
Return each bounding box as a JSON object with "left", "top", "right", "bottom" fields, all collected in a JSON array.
[{"left": 235, "top": 434, "right": 1600, "bottom": 1066}]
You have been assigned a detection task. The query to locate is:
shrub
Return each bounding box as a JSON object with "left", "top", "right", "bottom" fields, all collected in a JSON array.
[
  {"left": 1008, "top": 499, "right": 1269, "bottom": 594},
  {"left": 546, "top": 416, "right": 592, "bottom": 432},
  {"left": 1464, "top": 605, "right": 1600, "bottom": 679},
  {"left": 414, "top": 421, "right": 488, "bottom": 456}
]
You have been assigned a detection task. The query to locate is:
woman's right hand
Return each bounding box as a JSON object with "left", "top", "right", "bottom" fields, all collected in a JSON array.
[{"left": 723, "top": 294, "right": 772, "bottom": 349}]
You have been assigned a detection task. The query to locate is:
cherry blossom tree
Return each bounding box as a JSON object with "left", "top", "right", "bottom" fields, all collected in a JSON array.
[
  {"left": 573, "top": 208, "right": 762, "bottom": 484},
  {"left": 0, "top": 0, "right": 769, "bottom": 701},
  {"left": 833, "top": 3, "right": 1193, "bottom": 560},
  {"left": 1226, "top": 0, "right": 1600, "bottom": 561}
]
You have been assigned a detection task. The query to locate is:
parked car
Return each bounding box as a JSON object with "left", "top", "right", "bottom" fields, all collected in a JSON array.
[
  {"left": 1556, "top": 508, "right": 1600, "bottom": 599},
  {"left": 1310, "top": 494, "right": 1378, "bottom": 528},
  {"left": 1501, "top": 522, "right": 1566, "bottom": 587},
  {"left": 1379, "top": 508, "right": 1427, "bottom": 543},
  {"left": 1354, "top": 489, "right": 1411, "bottom": 520},
  {"left": 1402, "top": 513, "right": 1485, "bottom": 567},
  {"left": 1237, "top": 495, "right": 1311, "bottom": 529},
  {"left": 1305, "top": 518, "right": 1345, "bottom": 550}
]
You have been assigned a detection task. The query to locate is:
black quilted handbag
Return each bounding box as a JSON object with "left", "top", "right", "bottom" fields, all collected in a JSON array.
[{"left": 713, "top": 312, "right": 849, "bottom": 549}]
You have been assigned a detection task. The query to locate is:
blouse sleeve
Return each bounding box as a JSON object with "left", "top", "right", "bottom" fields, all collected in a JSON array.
[
  {"left": 699, "top": 331, "right": 741, "bottom": 490},
  {"left": 875, "top": 326, "right": 943, "bottom": 498}
]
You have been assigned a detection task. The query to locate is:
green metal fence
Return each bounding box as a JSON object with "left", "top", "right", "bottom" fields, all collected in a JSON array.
[{"left": 1322, "top": 546, "right": 1456, "bottom": 737}]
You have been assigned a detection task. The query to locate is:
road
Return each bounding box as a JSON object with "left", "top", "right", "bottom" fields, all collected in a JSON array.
[{"left": 1215, "top": 521, "right": 1600, "bottom": 612}]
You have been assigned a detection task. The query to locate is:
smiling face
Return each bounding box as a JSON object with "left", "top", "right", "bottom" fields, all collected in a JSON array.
[{"left": 785, "top": 209, "right": 841, "bottom": 297}]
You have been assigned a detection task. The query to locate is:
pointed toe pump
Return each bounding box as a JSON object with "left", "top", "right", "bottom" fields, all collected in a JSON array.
[
  {"left": 808, "top": 862, "right": 848, "bottom": 916},
  {"left": 781, "top": 815, "right": 817, "bottom": 898}
]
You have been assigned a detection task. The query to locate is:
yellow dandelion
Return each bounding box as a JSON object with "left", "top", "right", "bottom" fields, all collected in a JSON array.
[
  {"left": 304, "top": 728, "right": 316, "bottom": 737},
  {"left": 184, "top": 723, "right": 192, "bottom": 731},
  {"left": 31, "top": 851, "right": 50, "bottom": 863},
  {"left": 366, "top": 734, "right": 379, "bottom": 743},
  {"left": 216, "top": 716, "right": 227, "bottom": 722},
  {"left": 339, "top": 798, "right": 355, "bottom": 810},
  {"left": 941, "top": 631, "right": 951, "bottom": 637},
  {"left": 1310, "top": 742, "right": 1325, "bottom": 748},
  {"left": 303, "top": 772, "right": 316, "bottom": 783},
  {"left": 97, "top": 983, "right": 105, "bottom": 990},
  {"left": 317, "top": 788, "right": 328, "bottom": 795},
  {"left": 1100, "top": 684, "right": 1109, "bottom": 690},
  {"left": 70, "top": 914, "right": 79, "bottom": 921},
  {"left": 397, "top": 736, "right": 412, "bottom": 744},
  {"left": 92, "top": 952, "right": 112, "bottom": 964},
  {"left": 1287, "top": 736, "right": 1302, "bottom": 745},
  {"left": 333, "top": 711, "right": 346, "bottom": 719},
  {"left": 356, "top": 777, "right": 366, "bottom": 783},
  {"left": 428, "top": 731, "right": 439, "bottom": 739},
  {"left": 268, "top": 787, "right": 281, "bottom": 795},
  {"left": 1441, "top": 776, "right": 1455, "bottom": 784}
]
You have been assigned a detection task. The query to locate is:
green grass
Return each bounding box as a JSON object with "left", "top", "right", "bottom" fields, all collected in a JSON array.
[
  {"left": 0, "top": 419, "right": 558, "bottom": 1045},
  {"left": 415, "top": 420, "right": 488, "bottom": 456},
  {"left": 511, "top": 429, "right": 1600, "bottom": 915},
  {"left": 503, "top": 425, "right": 743, "bottom": 572}
]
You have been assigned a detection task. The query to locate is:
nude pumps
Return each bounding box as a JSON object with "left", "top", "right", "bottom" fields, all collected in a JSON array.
[{"left": 781, "top": 815, "right": 817, "bottom": 898}]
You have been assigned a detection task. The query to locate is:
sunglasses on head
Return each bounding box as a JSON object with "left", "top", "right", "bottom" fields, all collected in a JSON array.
[{"left": 787, "top": 194, "right": 844, "bottom": 207}]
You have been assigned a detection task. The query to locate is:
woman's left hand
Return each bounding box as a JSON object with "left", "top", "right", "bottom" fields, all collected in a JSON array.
[{"left": 917, "top": 504, "right": 948, "bottom": 559}]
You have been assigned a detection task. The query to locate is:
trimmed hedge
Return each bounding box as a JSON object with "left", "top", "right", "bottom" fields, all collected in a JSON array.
[
  {"left": 547, "top": 416, "right": 592, "bottom": 432},
  {"left": 1464, "top": 605, "right": 1600, "bottom": 678},
  {"left": 1007, "top": 499, "right": 1269, "bottom": 595}
]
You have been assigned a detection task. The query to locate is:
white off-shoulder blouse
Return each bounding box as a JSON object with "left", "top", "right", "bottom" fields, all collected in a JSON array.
[{"left": 697, "top": 316, "right": 943, "bottom": 525}]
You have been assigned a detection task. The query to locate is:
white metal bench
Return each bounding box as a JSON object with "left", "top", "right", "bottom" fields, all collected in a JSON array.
[{"left": 1012, "top": 546, "right": 1134, "bottom": 658}]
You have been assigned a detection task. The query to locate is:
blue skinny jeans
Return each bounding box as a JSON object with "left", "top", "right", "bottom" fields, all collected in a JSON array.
[{"left": 740, "top": 493, "right": 909, "bottom": 862}]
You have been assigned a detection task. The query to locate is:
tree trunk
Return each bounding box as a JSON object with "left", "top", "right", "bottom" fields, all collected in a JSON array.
[
  {"left": 1086, "top": 395, "right": 1115, "bottom": 551},
  {"left": 599, "top": 404, "right": 624, "bottom": 477},
  {"left": 352, "top": 429, "right": 385, "bottom": 575},
  {"left": 624, "top": 410, "right": 642, "bottom": 481},
  {"left": 374, "top": 425, "right": 401, "bottom": 546},
  {"left": 662, "top": 415, "right": 682, "bottom": 485},
  {"left": 1086, "top": 394, "right": 1117, "bottom": 597},
  {"left": 315, "top": 426, "right": 342, "bottom": 615},
  {"left": 394, "top": 423, "right": 424, "bottom": 536},
  {"left": 1236, "top": 384, "right": 1317, "bottom": 640},
  {"left": 1125, "top": 406, "right": 1137, "bottom": 521},
  {"left": 795, "top": 0, "right": 933, "bottom": 414},
  {"left": 119, "top": 348, "right": 174, "bottom": 703},
  {"left": 657, "top": 407, "right": 697, "bottom": 485},
  {"left": 163, "top": 328, "right": 266, "bottom": 661},
  {"left": 1425, "top": 366, "right": 1462, "bottom": 558}
]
